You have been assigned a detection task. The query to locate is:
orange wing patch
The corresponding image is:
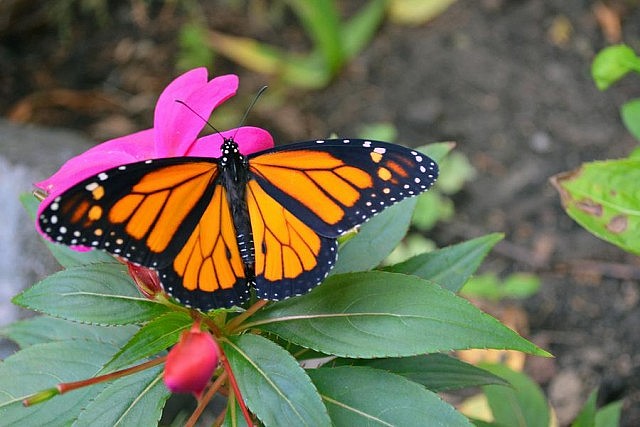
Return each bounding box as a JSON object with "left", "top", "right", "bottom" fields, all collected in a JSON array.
[
  {"left": 247, "top": 180, "right": 322, "bottom": 282},
  {"left": 250, "top": 150, "right": 373, "bottom": 225},
  {"left": 107, "top": 163, "right": 216, "bottom": 252},
  {"left": 172, "top": 184, "right": 245, "bottom": 292}
]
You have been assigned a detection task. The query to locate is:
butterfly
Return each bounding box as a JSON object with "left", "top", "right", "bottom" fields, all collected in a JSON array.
[{"left": 38, "top": 138, "right": 438, "bottom": 311}]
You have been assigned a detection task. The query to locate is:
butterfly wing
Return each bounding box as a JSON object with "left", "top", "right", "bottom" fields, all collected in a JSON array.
[
  {"left": 249, "top": 139, "right": 438, "bottom": 236},
  {"left": 38, "top": 157, "right": 249, "bottom": 310},
  {"left": 158, "top": 182, "right": 250, "bottom": 310},
  {"left": 245, "top": 179, "right": 337, "bottom": 300},
  {"left": 247, "top": 138, "right": 438, "bottom": 298}
]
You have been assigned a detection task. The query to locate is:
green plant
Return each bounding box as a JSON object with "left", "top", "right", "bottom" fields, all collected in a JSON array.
[
  {"left": 199, "top": 0, "right": 387, "bottom": 88},
  {"left": 0, "top": 142, "right": 550, "bottom": 426},
  {"left": 356, "top": 123, "right": 476, "bottom": 264},
  {"left": 552, "top": 44, "right": 640, "bottom": 254},
  {"left": 459, "top": 365, "right": 622, "bottom": 426}
]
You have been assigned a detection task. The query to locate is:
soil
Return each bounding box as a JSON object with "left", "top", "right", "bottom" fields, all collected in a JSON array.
[{"left": 1, "top": 0, "right": 639, "bottom": 425}]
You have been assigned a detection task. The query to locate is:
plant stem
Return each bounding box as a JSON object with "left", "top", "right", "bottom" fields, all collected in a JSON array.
[
  {"left": 57, "top": 356, "right": 166, "bottom": 394},
  {"left": 226, "top": 299, "right": 268, "bottom": 333},
  {"left": 219, "top": 347, "right": 253, "bottom": 426},
  {"left": 185, "top": 371, "right": 228, "bottom": 427}
]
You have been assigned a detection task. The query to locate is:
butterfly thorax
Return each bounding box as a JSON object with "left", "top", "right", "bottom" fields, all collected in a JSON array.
[{"left": 219, "top": 138, "right": 255, "bottom": 269}]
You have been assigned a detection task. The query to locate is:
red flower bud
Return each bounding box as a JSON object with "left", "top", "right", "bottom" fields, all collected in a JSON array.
[
  {"left": 126, "top": 263, "right": 163, "bottom": 300},
  {"left": 163, "top": 322, "right": 220, "bottom": 398}
]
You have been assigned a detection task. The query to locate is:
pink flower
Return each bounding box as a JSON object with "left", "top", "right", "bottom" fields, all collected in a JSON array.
[
  {"left": 34, "top": 67, "right": 274, "bottom": 240},
  {"left": 163, "top": 322, "right": 220, "bottom": 398}
]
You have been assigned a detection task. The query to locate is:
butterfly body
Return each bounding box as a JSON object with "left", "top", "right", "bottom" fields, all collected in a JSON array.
[{"left": 39, "top": 139, "right": 438, "bottom": 311}]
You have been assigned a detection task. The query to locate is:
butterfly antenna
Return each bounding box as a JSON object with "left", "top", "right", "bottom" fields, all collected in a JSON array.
[
  {"left": 174, "top": 99, "right": 224, "bottom": 136},
  {"left": 232, "top": 85, "right": 268, "bottom": 140}
]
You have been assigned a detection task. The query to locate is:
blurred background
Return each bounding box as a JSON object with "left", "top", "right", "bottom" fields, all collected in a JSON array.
[{"left": 1, "top": 0, "right": 639, "bottom": 424}]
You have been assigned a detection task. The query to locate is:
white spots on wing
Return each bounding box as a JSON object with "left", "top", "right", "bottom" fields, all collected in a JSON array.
[
  {"left": 85, "top": 182, "right": 99, "bottom": 191},
  {"left": 98, "top": 173, "right": 108, "bottom": 181}
]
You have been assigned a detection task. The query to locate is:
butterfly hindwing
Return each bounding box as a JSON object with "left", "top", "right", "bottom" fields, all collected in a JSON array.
[
  {"left": 248, "top": 139, "right": 438, "bottom": 238},
  {"left": 159, "top": 183, "right": 250, "bottom": 310},
  {"left": 246, "top": 179, "right": 338, "bottom": 300}
]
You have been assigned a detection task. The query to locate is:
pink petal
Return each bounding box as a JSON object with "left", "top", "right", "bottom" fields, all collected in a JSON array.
[
  {"left": 34, "top": 129, "right": 156, "bottom": 235},
  {"left": 154, "top": 70, "right": 238, "bottom": 157},
  {"left": 35, "top": 129, "right": 155, "bottom": 196},
  {"left": 187, "top": 126, "right": 275, "bottom": 157}
]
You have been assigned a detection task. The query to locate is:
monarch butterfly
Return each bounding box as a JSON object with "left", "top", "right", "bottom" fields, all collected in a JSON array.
[{"left": 38, "top": 138, "right": 438, "bottom": 310}]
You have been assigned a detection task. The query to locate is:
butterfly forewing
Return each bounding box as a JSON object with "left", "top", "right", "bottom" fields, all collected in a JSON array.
[{"left": 248, "top": 139, "right": 438, "bottom": 237}]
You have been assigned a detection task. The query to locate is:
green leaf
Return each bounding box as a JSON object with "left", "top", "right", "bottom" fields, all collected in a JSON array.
[
  {"left": 437, "top": 151, "right": 476, "bottom": 195},
  {"left": 222, "top": 396, "right": 251, "bottom": 427},
  {"left": 461, "top": 272, "right": 541, "bottom": 301},
  {"left": 0, "top": 340, "right": 119, "bottom": 426},
  {"left": 207, "top": 30, "right": 329, "bottom": 88},
  {"left": 0, "top": 316, "right": 137, "bottom": 349},
  {"left": 177, "top": 22, "right": 214, "bottom": 71},
  {"left": 621, "top": 98, "right": 640, "bottom": 141},
  {"left": 331, "top": 197, "right": 418, "bottom": 274},
  {"left": 410, "top": 190, "right": 455, "bottom": 231},
  {"left": 222, "top": 334, "right": 331, "bottom": 427},
  {"left": 13, "top": 263, "right": 170, "bottom": 325},
  {"left": 592, "top": 44, "right": 640, "bottom": 90},
  {"left": 285, "top": 0, "right": 343, "bottom": 74},
  {"left": 331, "top": 353, "right": 508, "bottom": 391},
  {"left": 357, "top": 122, "right": 398, "bottom": 142},
  {"left": 308, "top": 366, "right": 471, "bottom": 426},
  {"left": 341, "top": 0, "right": 387, "bottom": 60},
  {"left": 103, "top": 311, "right": 192, "bottom": 371},
  {"left": 595, "top": 401, "right": 623, "bottom": 427},
  {"left": 629, "top": 146, "right": 640, "bottom": 159},
  {"left": 384, "top": 233, "right": 504, "bottom": 292},
  {"left": 571, "top": 389, "right": 623, "bottom": 427},
  {"left": 551, "top": 159, "right": 640, "bottom": 255},
  {"left": 20, "top": 193, "right": 116, "bottom": 268},
  {"left": 572, "top": 389, "right": 597, "bottom": 427},
  {"left": 416, "top": 141, "right": 456, "bottom": 164},
  {"left": 73, "top": 366, "right": 170, "bottom": 427},
  {"left": 247, "top": 271, "right": 548, "bottom": 358},
  {"left": 384, "top": 233, "right": 437, "bottom": 266},
  {"left": 480, "top": 364, "right": 550, "bottom": 427},
  {"left": 389, "top": 0, "right": 457, "bottom": 26}
]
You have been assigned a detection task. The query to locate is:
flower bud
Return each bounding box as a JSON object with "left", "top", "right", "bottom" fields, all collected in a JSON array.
[
  {"left": 126, "top": 263, "right": 163, "bottom": 300},
  {"left": 163, "top": 322, "right": 220, "bottom": 398}
]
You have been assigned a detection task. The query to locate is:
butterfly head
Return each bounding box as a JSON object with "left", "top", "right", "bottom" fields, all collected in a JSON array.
[{"left": 219, "top": 137, "right": 249, "bottom": 184}]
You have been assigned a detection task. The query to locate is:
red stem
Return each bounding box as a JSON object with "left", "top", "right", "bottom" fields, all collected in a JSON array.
[
  {"left": 185, "top": 371, "right": 228, "bottom": 427},
  {"left": 226, "top": 299, "right": 268, "bottom": 333},
  {"left": 219, "top": 348, "right": 253, "bottom": 426},
  {"left": 57, "top": 356, "right": 166, "bottom": 394}
]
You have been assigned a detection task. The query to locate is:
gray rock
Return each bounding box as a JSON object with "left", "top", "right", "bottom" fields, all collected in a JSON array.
[{"left": 0, "top": 119, "right": 94, "bottom": 337}]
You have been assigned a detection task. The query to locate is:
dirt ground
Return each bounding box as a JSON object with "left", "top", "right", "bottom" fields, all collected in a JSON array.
[{"left": 1, "top": 0, "right": 639, "bottom": 424}]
